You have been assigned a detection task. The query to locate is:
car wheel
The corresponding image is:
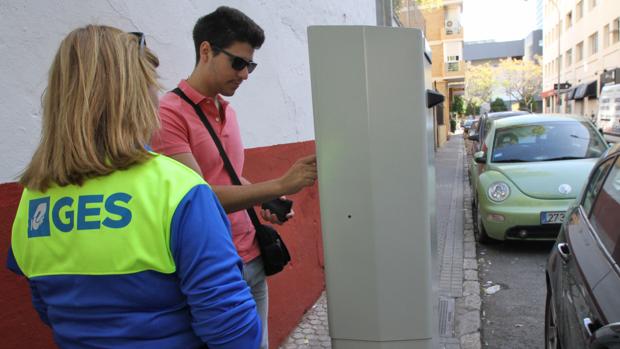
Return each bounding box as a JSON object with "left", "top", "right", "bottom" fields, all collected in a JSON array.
[
  {"left": 474, "top": 201, "right": 491, "bottom": 244},
  {"left": 545, "top": 290, "right": 561, "bottom": 349}
]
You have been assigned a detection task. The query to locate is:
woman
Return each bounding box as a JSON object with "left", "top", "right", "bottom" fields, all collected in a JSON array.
[{"left": 7, "top": 25, "right": 260, "bottom": 349}]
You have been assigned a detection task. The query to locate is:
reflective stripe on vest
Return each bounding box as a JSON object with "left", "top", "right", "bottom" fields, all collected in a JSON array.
[{"left": 11, "top": 154, "right": 206, "bottom": 278}]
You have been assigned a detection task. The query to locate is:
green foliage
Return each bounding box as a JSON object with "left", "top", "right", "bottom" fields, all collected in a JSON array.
[
  {"left": 451, "top": 95, "right": 465, "bottom": 115},
  {"left": 465, "top": 102, "right": 480, "bottom": 116},
  {"left": 491, "top": 98, "right": 507, "bottom": 112},
  {"left": 464, "top": 62, "right": 495, "bottom": 106},
  {"left": 498, "top": 57, "right": 542, "bottom": 111}
]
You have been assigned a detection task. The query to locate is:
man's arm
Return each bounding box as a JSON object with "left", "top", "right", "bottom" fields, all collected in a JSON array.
[{"left": 169, "top": 152, "right": 317, "bottom": 214}]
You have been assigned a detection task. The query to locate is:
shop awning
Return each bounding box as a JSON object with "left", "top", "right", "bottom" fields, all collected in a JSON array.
[
  {"left": 573, "top": 80, "right": 598, "bottom": 100},
  {"left": 566, "top": 87, "right": 577, "bottom": 100}
]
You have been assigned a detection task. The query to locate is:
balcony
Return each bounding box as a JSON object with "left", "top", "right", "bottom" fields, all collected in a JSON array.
[{"left": 444, "top": 61, "right": 464, "bottom": 78}]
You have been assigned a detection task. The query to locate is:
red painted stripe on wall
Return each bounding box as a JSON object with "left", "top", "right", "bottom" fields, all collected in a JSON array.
[
  {"left": 0, "top": 182, "right": 55, "bottom": 348},
  {"left": 0, "top": 140, "right": 324, "bottom": 349},
  {"left": 244, "top": 140, "right": 325, "bottom": 348}
]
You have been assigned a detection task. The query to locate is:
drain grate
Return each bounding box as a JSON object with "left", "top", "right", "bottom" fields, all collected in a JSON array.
[{"left": 439, "top": 297, "right": 455, "bottom": 338}]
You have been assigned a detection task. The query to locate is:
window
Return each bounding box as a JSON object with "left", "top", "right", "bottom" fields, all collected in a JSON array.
[
  {"left": 576, "top": 1, "right": 583, "bottom": 20},
  {"left": 589, "top": 0, "right": 597, "bottom": 11},
  {"left": 566, "top": 11, "right": 572, "bottom": 29},
  {"left": 447, "top": 62, "right": 460, "bottom": 72},
  {"left": 583, "top": 158, "right": 614, "bottom": 214},
  {"left": 576, "top": 41, "right": 584, "bottom": 61},
  {"left": 589, "top": 32, "right": 599, "bottom": 55},
  {"left": 613, "top": 17, "right": 620, "bottom": 44},
  {"left": 566, "top": 48, "right": 572, "bottom": 67},
  {"left": 589, "top": 157, "right": 620, "bottom": 263},
  {"left": 604, "top": 24, "right": 610, "bottom": 49},
  {"left": 490, "top": 121, "right": 607, "bottom": 162}
]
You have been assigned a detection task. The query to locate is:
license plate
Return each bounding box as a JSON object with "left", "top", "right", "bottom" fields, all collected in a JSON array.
[{"left": 541, "top": 211, "right": 566, "bottom": 224}]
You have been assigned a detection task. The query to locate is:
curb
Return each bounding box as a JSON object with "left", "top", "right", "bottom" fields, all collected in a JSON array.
[{"left": 456, "top": 140, "right": 482, "bottom": 349}]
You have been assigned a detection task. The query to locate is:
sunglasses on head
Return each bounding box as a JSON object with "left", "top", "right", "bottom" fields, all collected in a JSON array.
[
  {"left": 211, "top": 45, "right": 257, "bottom": 74},
  {"left": 129, "top": 32, "right": 146, "bottom": 53}
]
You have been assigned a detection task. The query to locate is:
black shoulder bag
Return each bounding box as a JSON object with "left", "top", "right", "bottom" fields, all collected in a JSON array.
[{"left": 171, "top": 88, "right": 291, "bottom": 276}]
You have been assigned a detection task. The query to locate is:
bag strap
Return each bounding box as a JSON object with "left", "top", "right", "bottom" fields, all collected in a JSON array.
[{"left": 171, "top": 87, "right": 263, "bottom": 229}]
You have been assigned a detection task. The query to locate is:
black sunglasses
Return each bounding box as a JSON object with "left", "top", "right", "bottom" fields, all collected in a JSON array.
[
  {"left": 212, "top": 45, "right": 257, "bottom": 74},
  {"left": 129, "top": 32, "right": 146, "bottom": 53}
]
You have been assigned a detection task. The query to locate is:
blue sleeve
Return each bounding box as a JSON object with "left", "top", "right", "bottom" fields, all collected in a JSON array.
[
  {"left": 6, "top": 247, "right": 23, "bottom": 275},
  {"left": 170, "top": 185, "right": 261, "bottom": 349},
  {"left": 29, "top": 281, "right": 51, "bottom": 326},
  {"left": 7, "top": 248, "right": 50, "bottom": 326}
]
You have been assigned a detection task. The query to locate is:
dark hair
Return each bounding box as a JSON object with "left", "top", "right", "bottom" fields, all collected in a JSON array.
[{"left": 193, "top": 6, "right": 265, "bottom": 65}]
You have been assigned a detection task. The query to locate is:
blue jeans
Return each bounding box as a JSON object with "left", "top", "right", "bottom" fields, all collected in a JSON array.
[{"left": 243, "top": 257, "right": 268, "bottom": 349}]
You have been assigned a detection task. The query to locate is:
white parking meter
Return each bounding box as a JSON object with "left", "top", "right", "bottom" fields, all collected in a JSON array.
[{"left": 308, "top": 26, "right": 440, "bottom": 349}]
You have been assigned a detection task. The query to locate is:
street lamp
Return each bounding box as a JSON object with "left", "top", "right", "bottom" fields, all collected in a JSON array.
[
  {"left": 526, "top": 0, "right": 562, "bottom": 113},
  {"left": 549, "top": 0, "right": 562, "bottom": 113}
]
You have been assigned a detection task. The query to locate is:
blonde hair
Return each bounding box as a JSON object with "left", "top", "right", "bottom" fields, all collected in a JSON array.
[{"left": 20, "top": 25, "right": 160, "bottom": 191}]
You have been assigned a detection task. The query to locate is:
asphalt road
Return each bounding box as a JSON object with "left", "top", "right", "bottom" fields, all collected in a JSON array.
[{"left": 477, "top": 240, "right": 555, "bottom": 349}]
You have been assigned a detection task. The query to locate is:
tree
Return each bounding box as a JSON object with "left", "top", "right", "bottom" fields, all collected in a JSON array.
[
  {"left": 491, "top": 97, "right": 507, "bottom": 112},
  {"left": 464, "top": 62, "right": 496, "bottom": 109},
  {"left": 393, "top": 0, "right": 443, "bottom": 13},
  {"left": 498, "top": 56, "right": 542, "bottom": 112},
  {"left": 451, "top": 95, "right": 465, "bottom": 115},
  {"left": 465, "top": 102, "right": 480, "bottom": 116}
]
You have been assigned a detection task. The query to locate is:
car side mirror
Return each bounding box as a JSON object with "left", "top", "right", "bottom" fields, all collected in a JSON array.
[
  {"left": 590, "top": 322, "right": 620, "bottom": 349},
  {"left": 474, "top": 151, "right": 486, "bottom": 164},
  {"left": 468, "top": 134, "right": 479, "bottom": 141}
]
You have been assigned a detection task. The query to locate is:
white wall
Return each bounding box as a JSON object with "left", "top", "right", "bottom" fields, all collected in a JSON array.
[{"left": 0, "top": 0, "right": 376, "bottom": 183}]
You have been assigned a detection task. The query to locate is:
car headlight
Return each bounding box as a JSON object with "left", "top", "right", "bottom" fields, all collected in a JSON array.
[{"left": 488, "top": 182, "right": 510, "bottom": 202}]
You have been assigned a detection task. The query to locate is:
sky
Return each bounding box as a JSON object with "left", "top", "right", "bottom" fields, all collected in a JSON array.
[{"left": 462, "top": 0, "right": 538, "bottom": 42}]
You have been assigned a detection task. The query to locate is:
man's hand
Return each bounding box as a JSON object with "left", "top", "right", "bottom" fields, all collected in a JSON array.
[
  {"left": 260, "top": 196, "right": 294, "bottom": 225},
  {"left": 278, "top": 155, "right": 317, "bottom": 195}
]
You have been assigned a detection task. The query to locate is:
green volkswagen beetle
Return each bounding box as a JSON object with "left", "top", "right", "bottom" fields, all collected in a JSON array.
[{"left": 471, "top": 114, "right": 609, "bottom": 243}]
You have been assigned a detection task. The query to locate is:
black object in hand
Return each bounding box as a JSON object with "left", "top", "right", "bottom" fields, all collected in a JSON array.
[{"left": 261, "top": 198, "right": 293, "bottom": 222}]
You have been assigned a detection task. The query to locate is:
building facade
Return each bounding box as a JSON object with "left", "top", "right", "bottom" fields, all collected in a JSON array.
[
  {"left": 542, "top": 0, "right": 620, "bottom": 117},
  {"left": 398, "top": 0, "right": 464, "bottom": 147}
]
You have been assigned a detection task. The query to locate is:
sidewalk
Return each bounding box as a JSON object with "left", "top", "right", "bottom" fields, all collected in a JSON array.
[{"left": 280, "top": 134, "right": 481, "bottom": 349}]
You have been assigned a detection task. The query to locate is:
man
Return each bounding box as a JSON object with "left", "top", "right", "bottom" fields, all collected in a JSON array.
[{"left": 151, "top": 7, "right": 317, "bottom": 349}]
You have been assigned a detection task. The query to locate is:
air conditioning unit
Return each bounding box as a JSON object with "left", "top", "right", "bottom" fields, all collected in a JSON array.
[{"left": 445, "top": 19, "right": 458, "bottom": 35}]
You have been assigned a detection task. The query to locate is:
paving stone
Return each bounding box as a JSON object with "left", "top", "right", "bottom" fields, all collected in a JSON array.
[
  {"left": 463, "top": 294, "right": 482, "bottom": 311},
  {"left": 464, "top": 269, "right": 478, "bottom": 281},
  {"left": 463, "top": 281, "right": 480, "bottom": 296},
  {"left": 458, "top": 310, "right": 481, "bottom": 335},
  {"left": 464, "top": 258, "right": 478, "bottom": 270},
  {"left": 460, "top": 332, "right": 482, "bottom": 349}
]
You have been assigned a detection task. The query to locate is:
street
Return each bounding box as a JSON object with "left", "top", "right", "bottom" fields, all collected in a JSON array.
[{"left": 477, "top": 240, "right": 554, "bottom": 349}]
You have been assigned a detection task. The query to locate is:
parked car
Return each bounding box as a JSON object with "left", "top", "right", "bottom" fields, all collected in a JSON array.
[
  {"left": 471, "top": 114, "right": 609, "bottom": 243},
  {"left": 545, "top": 143, "right": 620, "bottom": 349},
  {"left": 468, "top": 111, "right": 530, "bottom": 153},
  {"left": 463, "top": 119, "right": 476, "bottom": 134},
  {"left": 468, "top": 111, "right": 530, "bottom": 186},
  {"left": 596, "top": 83, "right": 620, "bottom": 143}
]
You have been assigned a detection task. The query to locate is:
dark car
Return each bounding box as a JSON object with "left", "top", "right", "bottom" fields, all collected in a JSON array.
[
  {"left": 545, "top": 143, "right": 620, "bottom": 349},
  {"left": 468, "top": 111, "right": 530, "bottom": 153}
]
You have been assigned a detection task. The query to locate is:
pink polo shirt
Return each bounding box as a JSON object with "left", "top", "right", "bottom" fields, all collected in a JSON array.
[{"left": 151, "top": 80, "right": 260, "bottom": 263}]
